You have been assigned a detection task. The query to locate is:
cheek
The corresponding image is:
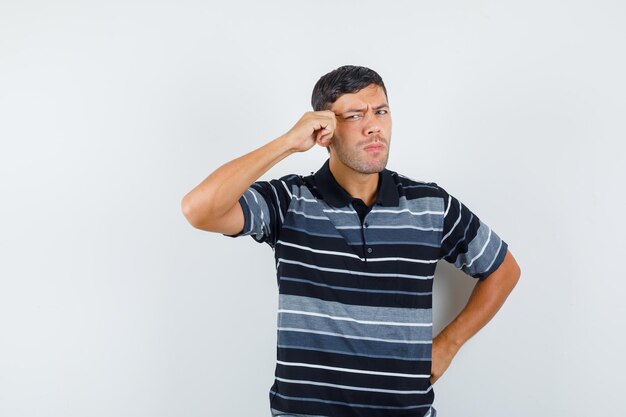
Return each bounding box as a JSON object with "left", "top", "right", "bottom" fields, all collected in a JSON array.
[{"left": 335, "top": 124, "right": 360, "bottom": 139}]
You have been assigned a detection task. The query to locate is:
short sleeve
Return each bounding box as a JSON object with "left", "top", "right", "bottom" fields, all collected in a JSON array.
[
  {"left": 222, "top": 178, "right": 293, "bottom": 248},
  {"left": 438, "top": 185, "right": 508, "bottom": 280}
]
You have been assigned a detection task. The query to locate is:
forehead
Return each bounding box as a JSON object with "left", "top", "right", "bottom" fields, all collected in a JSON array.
[{"left": 330, "top": 84, "right": 388, "bottom": 112}]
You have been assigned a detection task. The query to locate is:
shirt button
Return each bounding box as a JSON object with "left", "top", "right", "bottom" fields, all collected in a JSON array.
[
  {"left": 367, "top": 247, "right": 373, "bottom": 253},
  {"left": 364, "top": 222, "right": 369, "bottom": 228}
]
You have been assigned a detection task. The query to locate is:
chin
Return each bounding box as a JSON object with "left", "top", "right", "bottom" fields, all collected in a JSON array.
[{"left": 356, "top": 162, "right": 387, "bottom": 174}]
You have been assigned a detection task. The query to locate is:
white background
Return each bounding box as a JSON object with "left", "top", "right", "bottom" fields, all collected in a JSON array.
[{"left": 1, "top": 1, "right": 624, "bottom": 416}]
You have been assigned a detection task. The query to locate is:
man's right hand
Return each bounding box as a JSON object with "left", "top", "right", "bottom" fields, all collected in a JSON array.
[
  {"left": 282, "top": 110, "right": 337, "bottom": 153},
  {"left": 182, "top": 110, "right": 337, "bottom": 234}
]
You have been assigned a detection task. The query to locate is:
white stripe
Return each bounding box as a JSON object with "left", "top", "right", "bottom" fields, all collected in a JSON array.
[
  {"left": 276, "top": 360, "right": 430, "bottom": 378},
  {"left": 370, "top": 208, "right": 444, "bottom": 216},
  {"left": 250, "top": 188, "right": 266, "bottom": 228},
  {"left": 368, "top": 256, "right": 439, "bottom": 264},
  {"left": 441, "top": 199, "right": 462, "bottom": 243},
  {"left": 281, "top": 180, "right": 293, "bottom": 199},
  {"left": 443, "top": 194, "right": 452, "bottom": 218},
  {"left": 287, "top": 209, "right": 329, "bottom": 220},
  {"left": 293, "top": 195, "right": 318, "bottom": 203},
  {"left": 269, "top": 183, "right": 284, "bottom": 224},
  {"left": 277, "top": 258, "right": 434, "bottom": 280},
  {"left": 278, "top": 327, "right": 431, "bottom": 344},
  {"left": 396, "top": 173, "right": 432, "bottom": 186},
  {"left": 323, "top": 208, "right": 356, "bottom": 214},
  {"left": 276, "top": 240, "right": 438, "bottom": 265},
  {"left": 278, "top": 309, "right": 432, "bottom": 327},
  {"left": 484, "top": 237, "right": 504, "bottom": 273},
  {"left": 337, "top": 225, "right": 442, "bottom": 231},
  {"left": 277, "top": 240, "right": 361, "bottom": 259},
  {"left": 403, "top": 184, "right": 437, "bottom": 189},
  {"left": 368, "top": 225, "right": 442, "bottom": 231},
  {"left": 464, "top": 227, "right": 492, "bottom": 268},
  {"left": 275, "top": 377, "right": 433, "bottom": 394}
]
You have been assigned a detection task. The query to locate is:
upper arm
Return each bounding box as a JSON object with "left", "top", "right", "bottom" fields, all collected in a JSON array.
[
  {"left": 491, "top": 248, "right": 521, "bottom": 280},
  {"left": 221, "top": 179, "right": 293, "bottom": 247},
  {"left": 439, "top": 185, "right": 509, "bottom": 280},
  {"left": 475, "top": 248, "right": 521, "bottom": 296}
]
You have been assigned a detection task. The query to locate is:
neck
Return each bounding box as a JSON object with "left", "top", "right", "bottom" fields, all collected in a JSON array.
[{"left": 329, "top": 157, "right": 379, "bottom": 207}]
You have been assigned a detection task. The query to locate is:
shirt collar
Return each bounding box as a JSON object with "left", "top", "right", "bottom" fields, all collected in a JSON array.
[{"left": 310, "top": 158, "right": 399, "bottom": 208}]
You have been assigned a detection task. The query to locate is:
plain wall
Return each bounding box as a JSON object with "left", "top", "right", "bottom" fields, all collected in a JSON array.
[{"left": 1, "top": 1, "right": 624, "bottom": 416}]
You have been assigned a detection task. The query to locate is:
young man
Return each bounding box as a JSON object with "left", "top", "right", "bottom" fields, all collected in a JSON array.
[{"left": 181, "top": 65, "right": 521, "bottom": 417}]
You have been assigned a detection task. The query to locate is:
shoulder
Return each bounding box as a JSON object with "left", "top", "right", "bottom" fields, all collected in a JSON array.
[
  {"left": 387, "top": 169, "right": 443, "bottom": 200},
  {"left": 254, "top": 173, "right": 312, "bottom": 201}
]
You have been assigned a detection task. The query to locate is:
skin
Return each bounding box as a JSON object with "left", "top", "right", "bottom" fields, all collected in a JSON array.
[
  {"left": 181, "top": 82, "right": 521, "bottom": 386},
  {"left": 323, "top": 84, "right": 392, "bottom": 207}
]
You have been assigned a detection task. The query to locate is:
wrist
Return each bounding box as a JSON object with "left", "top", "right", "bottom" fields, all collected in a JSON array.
[
  {"left": 434, "top": 329, "right": 464, "bottom": 356},
  {"left": 267, "top": 134, "right": 299, "bottom": 159},
  {"left": 275, "top": 133, "right": 300, "bottom": 154}
]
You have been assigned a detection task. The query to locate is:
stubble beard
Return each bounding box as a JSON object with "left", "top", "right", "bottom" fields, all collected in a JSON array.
[{"left": 331, "top": 135, "right": 390, "bottom": 174}]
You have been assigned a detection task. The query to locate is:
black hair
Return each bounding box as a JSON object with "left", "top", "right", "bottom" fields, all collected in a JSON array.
[{"left": 311, "top": 65, "right": 388, "bottom": 111}]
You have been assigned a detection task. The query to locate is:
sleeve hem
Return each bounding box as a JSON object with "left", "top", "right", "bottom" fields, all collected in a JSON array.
[
  {"left": 476, "top": 240, "right": 509, "bottom": 281},
  {"left": 221, "top": 195, "right": 249, "bottom": 238}
]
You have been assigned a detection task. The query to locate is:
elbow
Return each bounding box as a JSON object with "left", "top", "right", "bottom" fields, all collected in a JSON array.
[
  {"left": 181, "top": 192, "right": 222, "bottom": 230},
  {"left": 501, "top": 249, "right": 522, "bottom": 288},
  {"left": 181, "top": 195, "right": 193, "bottom": 225},
  {"left": 510, "top": 256, "right": 522, "bottom": 287},
  {"left": 181, "top": 194, "right": 202, "bottom": 228}
]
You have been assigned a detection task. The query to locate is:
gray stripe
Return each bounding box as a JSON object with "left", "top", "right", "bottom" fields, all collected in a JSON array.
[
  {"left": 444, "top": 213, "right": 474, "bottom": 259},
  {"left": 346, "top": 239, "right": 440, "bottom": 247},
  {"left": 362, "top": 228, "right": 442, "bottom": 246},
  {"left": 398, "top": 183, "right": 439, "bottom": 191},
  {"left": 278, "top": 312, "right": 432, "bottom": 342},
  {"left": 483, "top": 238, "right": 504, "bottom": 273},
  {"left": 278, "top": 328, "right": 430, "bottom": 344},
  {"left": 455, "top": 221, "right": 504, "bottom": 276},
  {"left": 279, "top": 294, "right": 432, "bottom": 324},
  {"left": 286, "top": 213, "right": 342, "bottom": 236},
  {"left": 242, "top": 188, "right": 270, "bottom": 238},
  {"left": 282, "top": 225, "right": 345, "bottom": 240},
  {"left": 367, "top": 196, "right": 444, "bottom": 223}
]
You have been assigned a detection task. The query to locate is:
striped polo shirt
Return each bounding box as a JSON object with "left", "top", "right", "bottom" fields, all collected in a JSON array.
[{"left": 226, "top": 158, "right": 508, "bottom": 417}]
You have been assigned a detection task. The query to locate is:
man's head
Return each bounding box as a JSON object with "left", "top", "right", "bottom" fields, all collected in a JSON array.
[
  {"left": 311, "top": 65, "right": 391, "bottom": 174},
  {"left": 311, "top": 65, "right": 388, "bottom": 112}
]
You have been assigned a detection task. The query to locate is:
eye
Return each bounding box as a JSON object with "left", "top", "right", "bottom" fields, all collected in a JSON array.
[
  {"left": 346, "top": 114, "right": 361, "bottom": 120},
  {"left": 376, "top": 109, "right": 388, "bottom": 115}
]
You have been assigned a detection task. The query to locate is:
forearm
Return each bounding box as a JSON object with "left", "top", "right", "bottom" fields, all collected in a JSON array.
[{"left": 182, "top": 134, "right": 295, "bottom": 226}]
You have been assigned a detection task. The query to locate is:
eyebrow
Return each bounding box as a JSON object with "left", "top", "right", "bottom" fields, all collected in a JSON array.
[{"left": 340, "top": 104, "right": 389, "bottom": 116}]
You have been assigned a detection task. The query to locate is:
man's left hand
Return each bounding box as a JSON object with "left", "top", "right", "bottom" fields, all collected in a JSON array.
[{"left": 430, "top": 334, "right": 459, "bottom": 385}]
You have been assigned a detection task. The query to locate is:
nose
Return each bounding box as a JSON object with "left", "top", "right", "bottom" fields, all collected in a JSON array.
[{"left": 363, "top": 110, "right": 382, "bottom": 135}]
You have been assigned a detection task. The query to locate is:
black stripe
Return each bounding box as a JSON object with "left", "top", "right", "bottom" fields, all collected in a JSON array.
[
  {"left": 278, "top": 347, "right": 431, "bottom": 375},
  {"left": 278, "top": 278, "right": 432, "bottom": 309}
]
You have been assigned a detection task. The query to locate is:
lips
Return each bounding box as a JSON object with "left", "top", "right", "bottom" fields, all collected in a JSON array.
[{"left": 364, "top": 144, "right": 385, "bottom": 151}]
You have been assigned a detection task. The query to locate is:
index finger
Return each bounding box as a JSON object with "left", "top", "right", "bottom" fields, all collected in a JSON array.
[{"left": 318, "top": 110, "right": 337, "bottom": 128}]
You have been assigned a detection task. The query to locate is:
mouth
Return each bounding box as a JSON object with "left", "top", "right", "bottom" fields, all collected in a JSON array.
[{"left": 363, "top": 144, "right": 385, "bottom": 152}]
